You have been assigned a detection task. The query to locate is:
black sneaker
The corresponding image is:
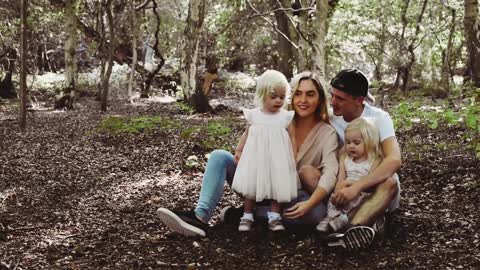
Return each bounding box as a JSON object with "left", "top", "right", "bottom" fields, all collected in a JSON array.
[
  {"left": 157, "top": 208, "right": 208, "bottom": 237},
  {"left": 219, "top": 205, "right": 244, "bottom": 226}
]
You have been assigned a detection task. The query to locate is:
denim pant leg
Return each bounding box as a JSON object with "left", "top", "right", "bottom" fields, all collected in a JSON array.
[
  {"left": 195, "top": 150, "right": 236, "bottom": 222},
  {"left": 255, "top": 190, "right": 327, "bottom": 225}
]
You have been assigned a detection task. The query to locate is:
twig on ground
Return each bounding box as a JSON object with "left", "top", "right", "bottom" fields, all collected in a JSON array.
[{"left": 7, "top": 225, "right": 43, "bottom": 231}]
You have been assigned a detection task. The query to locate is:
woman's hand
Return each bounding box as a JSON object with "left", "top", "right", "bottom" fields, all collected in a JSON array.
[{"left": 283, "top": 201, "right": 311, "bottom": 219}]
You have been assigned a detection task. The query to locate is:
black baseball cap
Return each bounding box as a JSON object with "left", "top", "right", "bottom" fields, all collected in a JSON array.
[{"left": 330, "top": 69, "right": 370, "bottom": 98}]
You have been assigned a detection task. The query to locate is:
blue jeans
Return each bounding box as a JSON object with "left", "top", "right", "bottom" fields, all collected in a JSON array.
[{"left": 194, "top": 150, "right": 327, "bottom": 224}]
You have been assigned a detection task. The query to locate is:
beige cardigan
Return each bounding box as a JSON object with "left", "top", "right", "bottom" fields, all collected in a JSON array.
[{"left": 296, "top": 121, "right": 339, "bottom": 194}]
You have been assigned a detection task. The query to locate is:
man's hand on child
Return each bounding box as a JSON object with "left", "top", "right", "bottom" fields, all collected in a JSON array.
[{"left": 334, "top": 179, "right": 353, "bottom": 191}]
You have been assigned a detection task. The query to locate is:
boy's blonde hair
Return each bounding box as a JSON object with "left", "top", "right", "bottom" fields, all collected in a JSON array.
[
  {"left": 254, "top": 70, "right": 291, "bottom": 109},
  {"left": 344, "top": 117, "right": 383, "bottom": 164}
]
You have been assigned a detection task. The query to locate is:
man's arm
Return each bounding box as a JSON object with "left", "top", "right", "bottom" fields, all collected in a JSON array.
[{"left": 332, "top": 136, "right": 401, "bottom": 205}]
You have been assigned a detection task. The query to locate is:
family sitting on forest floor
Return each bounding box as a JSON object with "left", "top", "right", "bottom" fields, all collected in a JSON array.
[{"left": 157, "top": 68, "right": 401, "bottom": 251}]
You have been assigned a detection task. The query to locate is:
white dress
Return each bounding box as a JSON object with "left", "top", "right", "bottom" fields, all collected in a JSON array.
[
  {"left": 327, "top": 156, "right": 373, "bottom": 217},
  {"left": 232, "top": 108, "right": 298, "bottom": 203}
]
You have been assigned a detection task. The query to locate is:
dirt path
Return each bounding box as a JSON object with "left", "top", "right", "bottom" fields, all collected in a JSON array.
[{"left": 0, "top": 98, "right": 478, "bottom": 269}]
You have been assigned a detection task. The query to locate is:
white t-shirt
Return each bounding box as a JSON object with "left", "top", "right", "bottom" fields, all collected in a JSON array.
[{"left": 329, "top": 104, "right": 396, "bottom": 145}]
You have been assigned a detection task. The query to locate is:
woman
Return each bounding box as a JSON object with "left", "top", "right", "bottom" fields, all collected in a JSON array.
[{"left": 157, "top": 71, "right": 339, "bottom": 237}]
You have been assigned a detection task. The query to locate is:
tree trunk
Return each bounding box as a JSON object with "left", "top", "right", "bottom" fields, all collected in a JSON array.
[
  {"left": 100, "top": 0, "right": 114, "bottom": 112},
  {"left": 464, "top": 0, "right": 480, "bottom": 87},
  {"left": 273, "top": 0, "right": 294, "bottom": 79},
  {"left": 140, "top": 0, "right": 165, "bottom": 98},
  {"left": 0, "top": 48, "right": 16, "bottom": 99},
  {"left": 180, "top": 0, "right": 209, "bottom": 112},
  {"left": 375, "top": 5, "right": 387, "bottom": 81},
  {"left": 440, "top": 6, "right": 456, "bottom": 92},
  {"left": 310, "top": 0, "right": 328, "bottom": 82},
  {"left": 37, "top": 44, "right": 44, "bottom": 75},
  {"left": 202, "top": 53, "right": 218, "bottom": 97},
  {"left": 393, "top": 0, "right": 410, "bottom": 91},
  {"left": 295, "top": 0, "right": 309, "bottom": 71},
  {"left": 55, "top": 0, "right": 77, "bottom": 110},
  {"left": 128, "top": 1, "right": 138, "bottom": 102},
  {"left": 401, "top": 0, "right": 428, "bottom": 92},
  {"left": 19, "top": 0, "right": 28, "bottom": 131}
]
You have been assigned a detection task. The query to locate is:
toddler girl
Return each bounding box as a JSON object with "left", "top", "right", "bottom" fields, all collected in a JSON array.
[
  {"left": 317, "top": 117, "right": 383, "bottom": 233},
  {"left": 232, "top": 70, "right": 298, "bottom": 232}
]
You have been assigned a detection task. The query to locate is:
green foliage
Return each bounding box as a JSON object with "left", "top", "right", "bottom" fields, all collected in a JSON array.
[
  {"left": 202, "top": 120, "right": 233, "bottom": 150},
  {"left": 95, "top": 115, "right": 236, "bottom": 151},
  {"left": 176, "top": 102, "right": 194, "bottom": 114},
  {"left": 96, "top": 116, "right": 181, "bottom": 134},
  {"left": 392, "top": 98, "right": 480, "bottom": 157},
  {"left": 180, "top": 120, "right": 234, "bottom": 150}
]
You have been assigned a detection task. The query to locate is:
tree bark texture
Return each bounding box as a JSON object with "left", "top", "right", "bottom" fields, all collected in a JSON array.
[
  {"left": 440, "top": 6, "right": 456, "bottom": 92},
  {"left": 273, "top": 0, "right": 294, "bottom": 79},
  {"left": 19, "top": 0, "right": 28, "bottom": 131},
  {"left": 128, "top": 1, "right": 138, "bottom": 101},
  {"left": 55, "top": 0, "right": 77, "bottom": 110},
  {"left": 100, "top": 0, "right": 114, "bottom": 112},
  {"left": 0, "top": 48, "right": 16, "bottom": 99},
  {"left": 140, "top": 0, "right": 165, "bottom": 99},
  {"left": 180, "top": 0, "right": 206, "bottom": 101},
  {"left": 394, "top": 0, "right": 428, "bottom": 92},
  {"left": 464, "top": 0, "right": 480, "bottom": 87},
  {"left": 311, "top": 0, "right": 328, "bottom": 77}
]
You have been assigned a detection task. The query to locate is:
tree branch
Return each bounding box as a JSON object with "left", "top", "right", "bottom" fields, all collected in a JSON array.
[
  {"left": 245, "top": 0, "right": 299, "bottom": 50},
  {"left": 135, "top": 0, "right": 150, "bottom": 10}
]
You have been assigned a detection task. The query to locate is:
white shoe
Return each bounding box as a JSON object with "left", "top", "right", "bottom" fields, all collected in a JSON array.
[
  {"left": 329, "top": 214, "right": 350, "bottom": 232},
  {"left": 316, "top": 217, "right": 332, "bottom": 232},
  {"left": 268, "top": 218, "right": 285, "bottom": 231},
  {"left": 238, "top": 217, "right": 254, "bottom": 232}
]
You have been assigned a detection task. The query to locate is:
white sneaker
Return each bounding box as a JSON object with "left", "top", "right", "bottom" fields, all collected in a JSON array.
[
  {"left": 268, "top": 218, "right": 285, "bottom": 231},
  {"left": 329, "top": 214, "right": 350, "bottom": 232},
  {"left": 238, "top": 217, "right": 254, "bottom": 231},
  {"left": 316, "top": 216, "right": 333, "bottom": 232}
]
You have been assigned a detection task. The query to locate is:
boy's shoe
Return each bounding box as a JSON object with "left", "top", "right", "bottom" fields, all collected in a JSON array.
[
  {"left": 156, "top": 208, "right": 207, "bottom": 237},
  {"left": 327, "top": 226, "right": 375, "bottom": 251},
  {"left": 316, "top": 216, "right": 333, "bottom": 233},
  {"left": 238, "top": 217, "right": 254, "bottom": 232},
  {"left": 220, "top": 205, "right": 244, "bottom": 226},
  {"left": 329, "top": 214, "right": 350, "bottom": 232},
  {"left": 268, "top": 218, "right": 285, "bottom": 232}
]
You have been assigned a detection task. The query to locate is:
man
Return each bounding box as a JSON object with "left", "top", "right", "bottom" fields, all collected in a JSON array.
[{"left": 328, "top": 69, "right": 401, "bottom": 230}]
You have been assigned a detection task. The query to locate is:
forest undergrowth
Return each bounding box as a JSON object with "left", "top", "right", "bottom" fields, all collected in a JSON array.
[{"left": 0, "top": 96, "right": 478, "bottom": 269}]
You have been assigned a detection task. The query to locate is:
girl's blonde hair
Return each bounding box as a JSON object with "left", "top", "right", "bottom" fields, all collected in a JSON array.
[
  {"left": 289, "top": 71, "right": 330, "bottom": 123},
  {"left": 254, "top": 70, "right": 291, "bottom": 109},
  {"left": 344, "top": 117, "right": 383, "bottom": 164}
]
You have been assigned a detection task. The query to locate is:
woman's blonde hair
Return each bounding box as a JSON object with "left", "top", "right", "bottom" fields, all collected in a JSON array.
[
  {"left": 344, "top": 117, "right": 383, "bottom": 164},
  {"left": 254, "top": 70, "right": 291, "bottom": 109},
  {"left": 289, "top": 71, "right": 330, "bottom": 123}
]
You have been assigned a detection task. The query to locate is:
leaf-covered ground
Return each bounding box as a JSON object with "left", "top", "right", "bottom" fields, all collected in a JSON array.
[{"left": 0, "top": 97, "right": 478, "bottom": 269}]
